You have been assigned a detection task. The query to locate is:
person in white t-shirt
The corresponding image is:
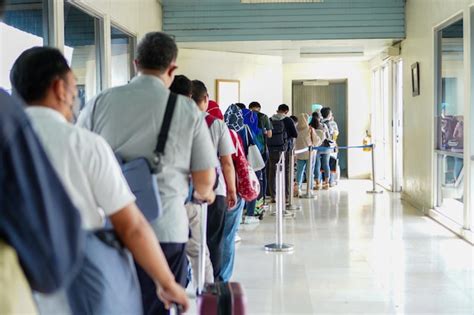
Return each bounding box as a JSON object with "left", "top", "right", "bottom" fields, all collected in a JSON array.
[
  {"left": 191, "top": 79, "right": 237, "bottom": 279},
  {"left": 10, "top": 46, "right": 189, "bottom": 314}
]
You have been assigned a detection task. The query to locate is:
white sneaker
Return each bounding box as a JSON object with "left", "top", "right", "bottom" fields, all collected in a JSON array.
[
  {"left": 244, "top": 216, "right": 260, "bottom": 224},
  {"left": 235, "top": 234, "right": 242, "bottom": 243}
]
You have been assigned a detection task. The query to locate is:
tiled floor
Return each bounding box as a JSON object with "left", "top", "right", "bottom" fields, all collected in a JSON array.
[{"left": 189, "top": 180, "right": 474, "bottom": 314}]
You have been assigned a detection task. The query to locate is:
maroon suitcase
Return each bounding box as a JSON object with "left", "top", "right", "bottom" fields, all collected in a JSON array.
[{"left": 196, "top": 203, "right": 247, "bottom": 315}]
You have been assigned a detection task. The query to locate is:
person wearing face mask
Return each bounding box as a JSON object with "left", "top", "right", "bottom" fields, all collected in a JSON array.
[
  {"left": 0, "top": 1, "right": 85, "bottom": 314},
  {"left": 11, "top": 47, "right": 190, "bottom": 315},
  {"left": 77, "top": 32, "right": 218, "bottom": 315}
]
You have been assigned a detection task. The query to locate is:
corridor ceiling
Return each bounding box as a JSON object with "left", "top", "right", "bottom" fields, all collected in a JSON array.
[
  {"left": 178, "top": 38, "right": 395, "bottom": 63},
  {"left": 165, "top": 0, "right": 404, "bottom": 62}
]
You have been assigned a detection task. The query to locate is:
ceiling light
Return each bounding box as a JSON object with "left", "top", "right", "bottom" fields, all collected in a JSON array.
[
  {"left": 300, "top": 52, "right": 364, "bottom": 58},
  {"left": 302, "top": 80, "right": 329, "bottom": 86}
]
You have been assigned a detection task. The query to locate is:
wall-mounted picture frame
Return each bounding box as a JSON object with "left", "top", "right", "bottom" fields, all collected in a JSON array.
[
  {"left": 411, "top": 62, "right": 420, "bottom": 96},
  {"left": 216, "top": 79, "right": 240, "bottom": 108}
]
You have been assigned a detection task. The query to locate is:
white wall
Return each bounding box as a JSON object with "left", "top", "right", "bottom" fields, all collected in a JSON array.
[
  {"left": 176, "top": 48, "right": 283, "bottom": 114},
  {"left": 401, "top": 0, "right": 473, "bottom": 210},
  {"left": 283, "top": 61, "right": 372, "bottom": 179}
]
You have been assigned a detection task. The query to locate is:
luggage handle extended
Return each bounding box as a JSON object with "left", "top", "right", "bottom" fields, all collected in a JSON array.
[{"left": 197, "top": 202, "right": 208, "bottom": 295}]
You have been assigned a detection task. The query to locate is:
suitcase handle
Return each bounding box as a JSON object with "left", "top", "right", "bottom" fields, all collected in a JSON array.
[
  {"left": 197, "top": 202, "right": 208, "bottom": 295},
  {"left": 169, "top": 303, "right": 183, "bottom": 315}
]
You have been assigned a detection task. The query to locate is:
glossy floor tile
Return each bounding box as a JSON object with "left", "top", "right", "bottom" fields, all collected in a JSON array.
[{"left": 187, "top": 180, "right": 474, "bottom": 314}]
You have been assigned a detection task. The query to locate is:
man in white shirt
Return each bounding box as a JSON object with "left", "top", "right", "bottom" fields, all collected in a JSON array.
[
  {"left": 77, "top": 32, "right": 218, "bottom": 315},
  {"left": 10, "top": 46, "right": 189, "bottom": 314},
  {"left": 191, "top": 80, "right": 236, "bottom": 279}
]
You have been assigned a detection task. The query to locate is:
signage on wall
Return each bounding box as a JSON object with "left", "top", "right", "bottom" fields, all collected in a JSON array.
[{"left": 411, "top": 62, "right": 420, "bottom": 96}]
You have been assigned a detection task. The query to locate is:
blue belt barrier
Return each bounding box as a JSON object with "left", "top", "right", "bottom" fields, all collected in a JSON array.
[{"left": 313, "top": 144, "right": 373, "bottom": 151}]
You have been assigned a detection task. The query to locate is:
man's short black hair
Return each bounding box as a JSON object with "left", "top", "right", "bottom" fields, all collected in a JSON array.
[
  {"left": 321, "top": 107, "right": 331, "bottom": 119},
  {"left": 170, "top": 75, "right": 192, "bottom": 97},
  {"left": 10, "top": 46, "right": 71, "bottom": 103},
  {"left": 136, "top": 32, "right": 178, "bottom": 72},
  {"left": 249, "top": 101, "right": 261, "bottom": 109},
  {"left": 235, "top": 103, "right": 246, "bottom": 110},
  {"left": 191, "top": 80, "right": 208, "bottom": 105},
  {"left": 278, "top": 104, "right": 290, "bottom": 113}
]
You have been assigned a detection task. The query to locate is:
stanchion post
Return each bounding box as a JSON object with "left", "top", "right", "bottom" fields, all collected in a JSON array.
[
  {"left": 301, "top": 146, "right": 317, "bottom": 199},
  {"left": 265, "top": 152, "right": 294, "bottom": 252},
  {"left": 367, "top": 144, "right": 383, "bottom": 194},
  {"left": 287, "top": 148, "right": 302, "bottom": 211}
]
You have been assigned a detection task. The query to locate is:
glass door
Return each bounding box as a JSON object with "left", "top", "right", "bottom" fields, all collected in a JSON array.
[{"left": 434, "top": 18, "right": 464, "bottom": 225}]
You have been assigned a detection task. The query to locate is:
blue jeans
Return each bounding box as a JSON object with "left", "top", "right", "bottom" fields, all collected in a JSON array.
[
  {"left": 314, "top": 152, "right": 330, "bottom": 182},
  {"left": 246, "top": 199, "right": 257, "bottom": 217},
  {"left": 296, "top": 158, "right": 315, "bottom": 190},
  {"left": 218, "top": 198, "right": 245, "bottom": 282},
  {"left": 246, "top": 170, "right": 261, "bottom": 216}
]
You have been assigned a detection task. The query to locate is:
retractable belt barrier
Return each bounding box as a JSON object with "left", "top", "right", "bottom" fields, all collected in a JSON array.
[
  {"left": 265, "top": 144, "right": 382, "bottom": 252},
  {"left": 264, "top": 152, "right": 295, "bottom": 253},
  {"left": 291, "top": 144, "right": 383, "bottom": 194}
]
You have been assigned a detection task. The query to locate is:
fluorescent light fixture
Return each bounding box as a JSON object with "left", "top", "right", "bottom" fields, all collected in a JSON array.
[
  {"left": 300, "top": 52, "right": 364, "bottom": 58},
  {"left": 242, "top": 0, "right": 323, "bottom": 3},
  {"left": 302, "top": 80, "right": 329, "bottom": 86}
]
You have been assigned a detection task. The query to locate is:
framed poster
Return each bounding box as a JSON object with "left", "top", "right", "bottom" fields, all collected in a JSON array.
[
  {"left": 216, "top": 79, "right": 240, "bottom": 108},
  {"left": 411, "top": 62, "right": 420, "bottom": 96}
]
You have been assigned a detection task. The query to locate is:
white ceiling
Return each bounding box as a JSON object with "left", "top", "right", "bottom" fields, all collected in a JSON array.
[{"left": 178, "top": 39, "right": 396, "bottom": 63}]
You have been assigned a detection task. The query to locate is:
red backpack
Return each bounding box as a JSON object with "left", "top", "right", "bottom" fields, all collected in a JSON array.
[{"left": 228, "top": 129, "right": 260, "bottom": 202}]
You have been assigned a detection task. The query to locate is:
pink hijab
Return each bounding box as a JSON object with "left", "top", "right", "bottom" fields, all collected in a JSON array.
[{"left": 207, "top": 100, "right": 224, "bottom": 120}]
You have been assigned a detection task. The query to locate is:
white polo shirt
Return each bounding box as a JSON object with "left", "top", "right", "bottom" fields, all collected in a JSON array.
[{"left": 26, "top": 107, "right": 135, "bottom": 230}]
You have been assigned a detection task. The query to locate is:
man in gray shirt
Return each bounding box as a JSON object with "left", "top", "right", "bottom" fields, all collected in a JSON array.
[{"left": 77, "top": 32, "right": 217, "bottom": 315}]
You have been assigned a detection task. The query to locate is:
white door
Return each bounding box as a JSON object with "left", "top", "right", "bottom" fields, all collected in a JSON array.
[
  {"left": 392, "top": 59, "right": 404, "bottom": 192},
  {"left": 372, "top": 59, "right": 403, "bottom": 192},
  {"left": 373, "top": 64, "right": 393, "bottom": 190}
]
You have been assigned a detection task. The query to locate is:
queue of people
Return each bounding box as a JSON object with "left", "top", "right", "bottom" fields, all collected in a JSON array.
[{"left": 0, "top": 0, "right": 341, "bottom": 310}]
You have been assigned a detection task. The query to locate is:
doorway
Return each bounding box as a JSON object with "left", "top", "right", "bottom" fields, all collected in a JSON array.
[
  {"left": 292, "top": 79, "right": 348, "bottom": 177},
  {"left": 372, "top": 59, "right": 404, "bottom": 192}
]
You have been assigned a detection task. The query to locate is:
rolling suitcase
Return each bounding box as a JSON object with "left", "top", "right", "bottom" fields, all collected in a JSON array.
[{"left": 196, "top": 203, "right": 247, "bottom": 315}]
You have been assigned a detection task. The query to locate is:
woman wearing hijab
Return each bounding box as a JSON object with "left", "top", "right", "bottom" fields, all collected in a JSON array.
[
  {"left": 207, "top": 100, "right": 224, "bottom": 120},
  {"left": 218, "top": 104, "right": 249, "bottom": 281},
  {"left": 226, "top": 106, "right": 261, "bottom": 225}
]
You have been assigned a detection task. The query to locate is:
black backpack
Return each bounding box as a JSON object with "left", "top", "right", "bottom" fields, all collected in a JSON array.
[{"left": 267, "top": 118, "right": 287, "bottom": 152}]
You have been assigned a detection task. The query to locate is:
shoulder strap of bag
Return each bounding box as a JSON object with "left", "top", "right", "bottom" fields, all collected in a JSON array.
[
  {"left": 245, "top": 125, "right": 255, "bottom": 146},
  {"left": 155, "top": 92, "right": 178, "bottom": 156}
]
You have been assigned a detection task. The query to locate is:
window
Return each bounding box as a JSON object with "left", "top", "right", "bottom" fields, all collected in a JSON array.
[
  {"left": 64, "top": 2, "right": 102, "bottom": 109},
  {"left": 435, "top": 18, "right": 464, "bottom": 224},
  {"left": 0, "top": 0, "right": 49, "bottom": 92},
  {"left": 111, "top": 25, "right": 134, "bottom": 87}
]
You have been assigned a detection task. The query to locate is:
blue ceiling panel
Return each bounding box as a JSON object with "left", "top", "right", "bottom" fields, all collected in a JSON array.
[{"left": 162, "top": 0, "right": 405, "bottom": 42}]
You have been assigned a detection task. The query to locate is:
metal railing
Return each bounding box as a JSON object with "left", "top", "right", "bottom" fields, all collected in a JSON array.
[
  {"left": 288, "top": 143, "right": 383, "bottom": 195},
  {"left": 264, "top": 143, "right": 382, "bottom": 253}
]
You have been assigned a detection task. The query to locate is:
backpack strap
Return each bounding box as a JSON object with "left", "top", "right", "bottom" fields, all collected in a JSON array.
[{"left": 155, "top": 92, "right": 178, "bottom": 157}]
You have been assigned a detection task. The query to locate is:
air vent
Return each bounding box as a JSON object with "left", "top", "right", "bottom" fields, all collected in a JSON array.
[{"left": 241, "top": 0, "right": 323, "bottom": 3}]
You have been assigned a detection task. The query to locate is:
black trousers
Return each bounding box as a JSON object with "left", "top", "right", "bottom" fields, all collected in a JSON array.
[
  {"left": 136, "top": 242, "right": 188, "bottom": 315},
  {"left": 207, "top": 195, "right": 227, "bottom": 279},
  {"left": 268, "top": 151, "right": 290, "bottom": 200}
]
